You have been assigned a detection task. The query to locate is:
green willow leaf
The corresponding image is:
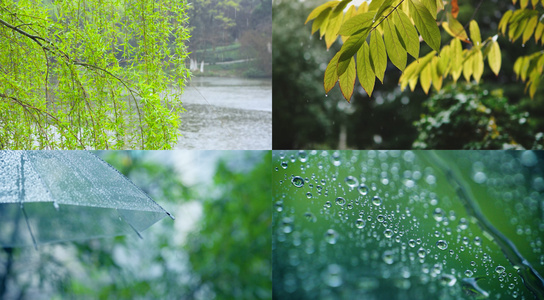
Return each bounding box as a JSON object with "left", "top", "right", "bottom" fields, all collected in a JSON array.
[
  {"left": 394, "top": 9, "right": 420, "bottom": 59},
  {"left": 383, "top": 18, "right": 407, "bottom": 71},
  {"left": 370, "top": 30, "right": 387, "bottom": 82},
  {"left": 408, "top": 0, "right": 441, "bottom": 52},
  {"left": 339, "top": 57, "right": 356, "bottom": 101},
  {"left": 357, "top": 41, "right": 376, "bottom": 97}
]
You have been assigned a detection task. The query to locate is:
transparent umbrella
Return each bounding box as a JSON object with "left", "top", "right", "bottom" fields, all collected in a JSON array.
[{"left": 0, "top": 151, "right": 174, "bottom": 248}]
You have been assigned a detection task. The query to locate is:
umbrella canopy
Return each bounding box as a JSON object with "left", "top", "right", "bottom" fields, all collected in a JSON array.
[{"left": 0, "top": 151, "right": 174, "bottom": 248}]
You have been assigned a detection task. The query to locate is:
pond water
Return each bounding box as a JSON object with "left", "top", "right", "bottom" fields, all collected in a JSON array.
[{"left": 176, "top": 76, "right": 271, "bottom": 150}]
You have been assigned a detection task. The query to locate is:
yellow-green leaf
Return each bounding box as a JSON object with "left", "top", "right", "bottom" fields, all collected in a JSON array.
[
  {"left": 357, "top": 41, "right": 376, "bottom": 97},
  {"left": 306, "top": 1, "right": 337, "bottom": 24},
  {"left": 437, "top": 45, "right": 450, "bottom": 76},
  {"left": 463, "top": 51, "right": 473, "bottom": 82},
  {"left": 394, "top": 9, "right": 420, "bottom": 59},
  {"left": 370, "top": 30, "right": 388, "bottom": 82},
  {"left": 469, "top": 20, "right": 481, "bottom": 45},
  {"left": 532, "top": 0, "right": 539, "bottom": 8},
  {"left": 423, "top": 0, "right": 437, "bottom": 19},
  {"left": 528, "top": 69, "right": 541, "bottom": 98},
  {"left": 368, "top": 0, "right": 386, "bottom": 12},
  {"left": 324, "top": 51, "right": 342, "bottom": 93},
  {"left": 384, "top": 18, "right": 407, "bottom": 71},
  {"left": 375, "top": 0, "right": 396, "bottom": 22},
  {"left": 431, "top": 56, "right": 443, "bottom": 91},
  {"left": 325, "top": 11, "right": 344, "bottom": 49},
  {"left": 338, "top": 29, "right": 370, "bottom": 75},
  {"left": 513, "top": 57, "right": 524, "bottom": 79},
  {"left": 450, "top": 38, "right": 463, "bottom": 73},
  {"left": 420, "top": 62, "right": 432, "bottom": 94},
  {"left": 473, "top": 49, "right": 484, "bottom": 83},
  {"left": 339, "top": 57, "right": 356, "bottom": 101},
  {"left": 408, "top": 0, "right": 441, "bottom": 52},
  {"left": 443, "top": 13, "right": 469, "bottom": 42},
  {"left": 534, "top": 22, "right": 544, "bottom": 43},
  {"left": 522, "top": 15, "right": 538, "bottom": 44},
  {"left": 311, "top": 8, "right": 332, "bottom": 34},
  {"left": 520, "top": 0, "right": 529, "bottom": 9},
  {"left": 338, "top": 12, "right": 375, "bottom": 36},
  {"left": 488, "top": 40, "right": 501, "bottom": 76},
  {"left": 498, "top": 10, "right": 513, "bottom": 35}
]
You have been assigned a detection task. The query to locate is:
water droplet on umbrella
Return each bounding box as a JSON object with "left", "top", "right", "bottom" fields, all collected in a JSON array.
[{"left": 291, "top": 176, "right": 304, "bottom": 188}]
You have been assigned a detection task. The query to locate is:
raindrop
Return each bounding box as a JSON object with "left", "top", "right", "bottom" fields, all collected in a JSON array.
[
  {"left": 464, "top": 270, "right": 473, "bottom": 277},
  {"left": 377, "top": 215, "right": 385, "bottom": 222},
  {"left": 282, "top": 217, "right": 293, "bottom": 233},
  {"left": 298, "top": 150, "right": 308, "bottom": 163},
  {"left": 384, "top": 229, "right": 393, "bottom": 238},
  {"left": 408, "top": 239, "right": 416, "bottom": 248},
  {"left": 433, "top": 208, "right": 445, "bottom": 222},
  {"left": 383, "top": 250, "right": 394, "bottom": 264},
  {"left": 473, "top": 171, "right": 487, "bottom": 184},
  {"left": 439, "top": 274, "right": 457, "bottom": 286},
  {"left": 335, "top": 197, "right": 346, "bottom": 206},
  {"left": 306, "top": 192, "right": 313, "bottom": 199},
  {"left": 304, "top": 212, "right": 317, "bottom": 223},
  {"left": 417, "top": 248, "right": 426, "bottom": 258},
  {"left": 344, "top": 176, "right": 358, "bottom": 188},
  {"left": 324, "top": 201, "right": 332, "bottom": 208},
  {"left": 356, "top": 219, "right": 366, "bottom": 229},
  {"left": 322, "top": 264, "right": 343, "bottom": 287},
  {"left": 53, "top": 201, "right": 59, "bottom": 211},
  {"left": 291, "top": 176, "right": 304, "bottom": 188},
  {"left": 325, "top": 229, "right": 338, "bottom": 244},
  {"left": 495, "top": 265, "right": 505, "bottom": 274},
  {"left": 281, "top": 161, "right": 288, "bottom": 169},
  {"left": 372, "top": 196, "right": 382, "bottom": 206},
  {"left": 358, "top": 184, "right": 369, "bottom": 195},
  {"left": 436, "top": 240, "right": 448, "bottom": 250}
]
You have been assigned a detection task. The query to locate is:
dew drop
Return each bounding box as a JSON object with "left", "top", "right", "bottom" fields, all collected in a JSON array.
[
  {"left": 436, "top": 240, "right": 448, "bottom": 250},
  {"left": 372, "top": 196, "right": 382, "bottom": 206},
  {"left": 417, "top": 248, "right": 426, "bottom": 258},
  {"left": 291, "top": 176, "right": 304, "bottom": 188},
  {"left": 495, "top": 265, "right": 505, "bottom": 274},
  {"left": 408, "top": 239, "right": 416, "bottom": 248},
  {"left": 53, "top": 201, "right": 59, "bottom": 211},
  {"left": 306, "top": 192, "right": 313, "bottom": 199},
  {"left": 322, "top": 264, "right": 342, "bottom": 287},
  {"left": 304, "top": 212, "right": 317, "bottom": 223},
  {"left": 384, "top": 229, "right": 393, "bottom": 238},
  {"left": 344, "top": 175, "right": 359, "bottom": 188},
  {"left": 356, "top": 218, "right": 366, "bottom": 229},
  {"left": 325, "top": 229, "right": 338, "bottom": 244},
  {"left": 358, "top": 184, "right": 369, "bottom": 195},
  {"left": 464, "top": 270, "right": 473, "bottom": 277},
  {"left": 383, "top": 250, "right": 394, "bottom": 264},
  {"left": 281, "top": 161, "right": 288, "bottom": 169},
  {"left": 335, "top": 197, "right": 346, "bottom": 206}
]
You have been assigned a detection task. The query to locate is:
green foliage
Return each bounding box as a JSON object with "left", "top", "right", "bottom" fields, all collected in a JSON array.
[
  {"left": 413, "top": 83, "right": 542, "bottom": 149},
  {"left": 186, "top": 152, "right": 272, "bottom": 300},
  {"left": 0, "top": 0, "right": 191, "bottom": 149},
  {"left": 306, "top": 0, "right": 544, "bottom": 101}
]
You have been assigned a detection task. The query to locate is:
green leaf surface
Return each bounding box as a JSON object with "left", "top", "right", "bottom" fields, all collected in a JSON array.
[
  {"left": 394, "top": 9, "right": 420, "bottom": 59},
  {"left": 324, "top": 51, "right": 342, "bottom": 93},
  {"left": 338, "top": 11, "right": 375, "bottom": 36},
  {"left": 339, "top": 57, "right": 356, "bottom": 101}
]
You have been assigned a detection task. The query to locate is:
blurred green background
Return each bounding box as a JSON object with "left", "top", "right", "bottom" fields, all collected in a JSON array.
[
  {"left": 272, "top": 0, "right": 544, "bottom": 149},
  {"left": 0, "top": 150, "right": 271, "bottom": 299},
  {"left": 273, "top": 150, "right": 544, "bottom": 299}
]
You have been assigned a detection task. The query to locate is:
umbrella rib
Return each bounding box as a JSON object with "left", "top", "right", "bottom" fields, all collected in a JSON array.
[
  {"left": 19, "top": 152, "right": 38, "bottom": 250},
  {"left": 117, "top": 209, "right": 143, "bottom": 240}
]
